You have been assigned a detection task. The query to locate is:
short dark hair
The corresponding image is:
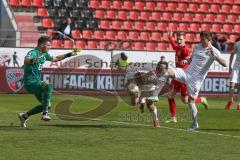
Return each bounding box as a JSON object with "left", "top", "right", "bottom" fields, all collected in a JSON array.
[
  {"left": 200, "top": 31, "right": 212, "bottom": 40},
  {"left": 120, "top": 52, "right": 128, "bottom": 60},
  {"left": 37, "top": 36, "right": 51, "bottom": 46}
]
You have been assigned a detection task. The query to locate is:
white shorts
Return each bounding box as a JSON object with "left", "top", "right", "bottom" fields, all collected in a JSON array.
[
  {"left": 230, "top": 69, "right": 240, "bottom": 83},
  {"left": 173, "top": 68, "right": 203, "bottom": 99}
]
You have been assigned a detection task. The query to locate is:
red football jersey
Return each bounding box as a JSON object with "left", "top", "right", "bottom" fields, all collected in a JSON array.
[{"left": 168, "top": 36, "right": 191, "bottom": 69}]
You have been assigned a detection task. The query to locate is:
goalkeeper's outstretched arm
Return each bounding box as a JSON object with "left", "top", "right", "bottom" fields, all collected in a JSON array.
[{"left": 52, "top": 48, "right": 81, "bottom": 62}]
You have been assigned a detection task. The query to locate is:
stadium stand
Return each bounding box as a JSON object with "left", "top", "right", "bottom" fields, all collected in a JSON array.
[{"left": 7, "top": 0, "right": 240, "bottom": 51}]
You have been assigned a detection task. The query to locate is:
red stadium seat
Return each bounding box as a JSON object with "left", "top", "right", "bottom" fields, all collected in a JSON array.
[
  {"left": 146, "top": 42, "right": 157, "bottom": 51},
  {"left": 189, "top": 3, "right": 198, "bottom": 12},
  {"left": 105, "top": 31, "right": 116, "bottom": 40},
  {"left": 225, "top": 0, "right": 234, "bottom": 4},
  {"left": 37, "top": 8, "right": 48, "bottom": 17},
  {"left": 95, "top": 10, "right": 105, "bottom": 19},
  {"left": 157, "top": 22, "right": 167, "bottom": 31},
  {"left": 221, "top": 5, "right": 231, "bottom": 13},
  {"left": 101, "top": 0, "right": 111, "bottom": 9},
  {"left": 71, "top": 29, "right": 81, "bottom": 39},
  {"left": 199, "top": 4, "right": 209, "bottom": 12},
  {"left": 222, "top": 24, "right": 233, "bottom": 33},
  {"left": 134, "top": 42, "right": 145, "bottom": 50},
  {"left": 177, "top": 3, "right": 188, "bottom": 12},
  {"left": 211, "top": 24, "right": 221, "bottom": 33},
  {"left": 21, "top": 0, "right": 31, "bottom": 7},
  {"left": 167, "top": 2, "right": 177, "bottom": 11},
  {"left": 76, "top": 40, "right": 86, "bottom": 49},
  {"left": 168, "top": 23, "right": 178, "bottom": 31},
  {"left": 151, "top": 32, "right": 161, "bottom": 41},
  {"left": 42, "top": 18, "right": 53, "bottom": 29},
  {"left": 162, "top": 33, "right": 169, "bottom": 41},
  {"left": 145, "top": 22, "right": 156, "bottom": 31},
  {"left": 183, "top": 13, "right": 194, "bottom": 22},
  {"left": 111, "top": 21, "right": 122, "bottom": 30},
  {"left": 185, "top": 33, "right": 195, "bottom": 42},
  {"left": 135, "top": 1, "right": 145, "bottom": 10},
  {"left": 123, "top": 21, "right": 133, "bottom": 30},
  {"left": 215, "top": 0, "right": 225, "bottom": 4},
  {"left": 178, "top": 23, "right": 189, "bottom": 32},
  {"left": 118, "top": 11, "right": 127, "bottom": 20},
  {"left": 216, "top": 14, "right": 226, "bottom": 23},
  {"left": 87, "top": 41, "right": 98, "bottom": 49},
  {"left": 205, "top": 14, "right": 215, "bottom": 22},
  {"left": 210, "top": 4, "right": 220, "bottom": 12},
  {"left": 232, "top": 5, "right": 240, "bottom": 14},
  {"left": 156, "top": 2, "right": 166, "bottom": 11},
  {"left": 233, "top": 25, "right": 240, "bottom": 33},
  {"left": 116, "top": 31, "right": 127, "bottom": 40},
  {"left": 123, "top": 1, "right": 133, "bottom": 10},
  {"left": 134, "top": 21, "right": 144, "bottom": 30},
  {"left": 201, "top": 24, "right": 211, "bottom": 31},
  {"left": 194, "top": 13, "right": 204, "bottom": 22},
  {"left": 203, "top": 0, "right": 214, "bottom": 3},
  {"left": 140, "top": 32, "right": 150, "bottom": 41},
  {"left": 63, "top": 40, "right": 73, "bottom": 49},
  {"left": 189, "top": 23, "right": 200, "bottom": 32},
  {"left": 32, "top": 0, "right": 44, "bottom": 7},
  {"left": 157, "top": 43, "right": 168, "bottom": 51},
  {"left": 9, "top": 0, "right": 20, "bottom": 7},
  {"left": 100, "top": 20, "right": 110, "bottom": 29},
  {"left": 99, "top": 41, "right": 108, "bottom": 49},
  {"left": 52, "top": 40, "right": 62, "bottom": 48},
  {"left": 128, "top": 31, "right": 139, "bottom": 40},
  {"left": 172, "top": 13, "right": 183, "bottom": 22},
  {"left": 151, "top": 12, "right": 161, "bottom": 21},
  {"left": 89, "top": 0, "right": 100, "bottom": 9},
  {"left": 161, "top": 13, "right": 172, "bottom": 21},
  {"left": 106, "top": 10, "right": 116, "bottom": 19},
  {"left": 146, "top": 2, "right": 155, "bottom": 11},
  {"left": 229, "top": 35, "right": 239, "bottom": 43},
  {"left": 93, "top": 30, "right": 104, "bottom": 40},
  {"left": 112, "top": 0, "right": 122, "bottom": 10},
  {"left": 226, "top": 15, "right": 236, "bottom": 23},
  {"left": 139, "top": 12, "right": 150, "bottom": 21},
  {"left": 129, "top": 11, "right": 139, "bottom": 20},
  {"left": 82, "top": 30, "right": 93, "bottom": 39}
]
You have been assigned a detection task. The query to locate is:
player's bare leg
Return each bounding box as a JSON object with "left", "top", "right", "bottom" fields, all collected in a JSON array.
[{"left": 146, "top": 100, "right": 160, "bottom": 127}]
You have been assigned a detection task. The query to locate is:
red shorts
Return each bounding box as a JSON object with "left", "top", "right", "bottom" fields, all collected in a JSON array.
[{"left": 171, "top": 79, "right": 188, "bottom": 97}]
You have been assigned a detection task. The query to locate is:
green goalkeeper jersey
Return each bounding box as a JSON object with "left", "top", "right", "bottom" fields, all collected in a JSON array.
[{"left": 24, "top": 49, "right": 53, "bottom": 85}]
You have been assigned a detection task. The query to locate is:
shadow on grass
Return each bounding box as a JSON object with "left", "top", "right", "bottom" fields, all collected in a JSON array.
[{"left": 199, "top": 128, "right": 240, "bottom": 132}]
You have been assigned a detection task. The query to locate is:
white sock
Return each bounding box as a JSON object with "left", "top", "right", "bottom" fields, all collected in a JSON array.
[
  {"left": 188, "top": 103, "right": 198, "bottom": 125},
  {"left": 151, "top": 108, "right": 158, "bottom": 121}
]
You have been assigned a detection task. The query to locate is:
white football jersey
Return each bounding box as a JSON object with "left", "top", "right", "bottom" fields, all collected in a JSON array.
[
  {"left": 185, "top": 44, "right": 222, "bottom": 79},
  {"left": 232, "top": 41, "right": 240, "bottom": 70}
]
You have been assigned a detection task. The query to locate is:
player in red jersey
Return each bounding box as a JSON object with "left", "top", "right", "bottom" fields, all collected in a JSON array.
[{"left": 165, "top": 32, "right": 209, "bottom": 123}]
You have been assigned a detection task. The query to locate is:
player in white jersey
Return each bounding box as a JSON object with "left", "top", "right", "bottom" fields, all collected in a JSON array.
[
  {"left": 225, "top": 38, "right": 240, "bottom": 110},
  {"left": 159, "top": 32, "right": 227, "bottom": 130}
]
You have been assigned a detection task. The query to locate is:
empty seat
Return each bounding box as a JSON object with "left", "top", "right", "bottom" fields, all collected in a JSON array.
[
  {"left": 42, "top": 18, "right": 53, "bottom": 29},
  {"left": 32, "top": 0, "right": 44, "bottom": 7},
  {"left": 122, "top": 21, "right": 133, "bottom": 30},
  {"left": 156, "top": 2, "right": 166, "bottom": 11},
  {"left": 162, "top": 33, "right": 169, "bottom": 41},
  {"left": 146, "top": 2, "right": 155, "bottom": 11},
  {"left": 183, "top": 13, "right": 194, "bottom": 22},
  {"left": 233, "top": 25, "right": 240, "bottom": 33},
  {"left": 86, "top": 19, "right": 98, "bottom": 29},
  {"left": 205, "top": 14, "right": 215, "bottom": 22},
  {"left": 82, "top": 30, "right": 93, "bottom": 39},
  {"left": 151, "top": 12, "right": 160, "bottom": 21},
  {"left": 168, "top": 22, "right": 178, "bottom": 31},
  {"left": 95, "top": 10, "right": 105, "bottom": 19},
  {"left": 135, "top": 1, "right": 145, "bottom": 10},
  {"left": 116, "top": 31, "right": 127, "bottom": 40},
  {"left": 81, "top": 10, "right": 93, "bottom": 18},
  {"left": 58, "top": 9, "right": 68, "bottom": 18},
  {"left": 89, "top": 0, "right": 99, "bottom": 9},
  {"left": 101, "top": 0, "right": 111, "bottom": 9},
  {"left": 37, "top": 8, "right": 48, "bottom": 17},
  {"left": 189, "top": 3, "right": 198, "bottom": 12},
  {"left": 106, "top": 10, "right": 116, "bottom": 19},
  {"left": 63, "top": 40, "right": 73, "bottom": 48},
  {"left": 65, "top": 0, "right": 75, "bottom": 8},
  {"left": 185, "top": 33, "right": 195, "bottom": 42},
  {"left": 112, "top": 0, "right": 122, "bottom": 10},
  {"left": 229, "top": 35, "right": 239, "bottom": 43},
  {"left": 151, "top": 32, "right": 161, "bottom": 41},
  {"left": 172, "top": 13, "right": 183, "bottom": 22},
  {"left": 232, "top": 5, "right": 240, "bottom": 14},
  {"left": 9, "top": 0, "right": 20, "bottom": 7},
  {"left": 128, "top": 31, "right": 139, "bottom": 40},
  {"left": 216, "top": 14, "right": 226, "bottom": 23},
  {"left": 145, "top": 22, "right": 155, "bottom": 31},
  {"left": 129, "top": 11, "right": 138, "bottom": 20},
  {"left": 99, "top": 41, "right": 108, "bottom": 49},
  {"left": 44, "top": 0, "right": 52, "bottom": 7},
  {"left": 100, "top": 20, "right": 110, "bottom": 29},
  {"left": 203, "top": 0, "right": 214, "bottom": 3},
  {"left": 167, "top": 2, "right": 177, "bottom": 11},
  {"left": 71, "top": 29, "right": 81, "bottom": 39},
  {"left": 199, "top": 4, "right": 209, "bottom": 12},
  {"left": 87, "top": 41, "right": 98, "bottom": 49},
  {"left": 157, "top": 43, "right": 168, "bottom": 51},
  {"left": 111, "top": 21, "right": 122, "bottom": 30},
  {"left": 105, "top": 31, "right": 116, "bottom": 40},
  {"left": 226, "top": 15, "right": 236, "bottom": 23},
  {"left": 75, "top": 19, "right": 86, "bottom": 29},
  {"left": 52, "top": 40, "right": 62, "bottom": 48},
  {"left": 140, "top": 32, "right": 150, "bottom": 41},
  {"left": 93, "top": 30, "right": 104, "bottom": 39},
  {"left": 178, "top": 23, "right": 189, "bottom": 32},
  {"left": 123, "top": 1, "right": 133, "bottom": 10},
  {"left": 139, "top": 12, "right": 150, "bottom": 21},
  {"left": 21, "top": 0, "right": 31, "bottom": 7},
  {"left": 201, "top": 24, "right": 211, "bottom": 31},
  {"left": 70, "top": 9, "right": 81, "bottom": 19},
  {"left": 146, "top": 42, "right": 157, "bottom": 51},
  {"left": 189, "top": 23, "right": 200, "bottom": 32},
  {"left": 210, "top": 4, "right": 220, "bottom": 12},
  {"left": 222, "top": 24, "right": 233, "bottom": 33},
  {"left": 221, "top": 5, "right": 231, "bottom": 13},
  {"left": 53, "top": 18, "right": 62, "bottom": 29},
  {"left": 76, "top": 40, "right": 86, "bottom": 49},
  {"left": 215, "top": 0, "right": 225, "bottom": 3},
  {"left": 157, "top": 22, "right": 167, "bottom": 31},
  {"left": 194, "top": 13, "right": 204, "bottom": 22},
  {"left": 76, "top": 0, "right": 88, "bottom": 8},
  {"left": 161, "top": 13, "right": 172, "bottom": 21},
  {"left": 225, "top": 0, "right": 235, "bottom": 4},
  {"left": 134, "top": 42, "right": 145, "bottom": 50},
  {"left": 177, "top": 3, "right": 187, "bottom": 12},
  {"left": 211, "top": 24, "right": 221, "bottom": 33},
  {"left": 134, "top": 21, "right": 144, "bottom": 30},
  {"left": 118, "top": 10, "right": 127, "bottom": 20}
]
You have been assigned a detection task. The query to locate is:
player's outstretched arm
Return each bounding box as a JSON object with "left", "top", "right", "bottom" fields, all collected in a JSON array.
[
  {"left": 52, "top": 48, "right": 81, "bottom": 62},
  {"left": 209, "top": 47, "right": 227, "bottom": 67}
]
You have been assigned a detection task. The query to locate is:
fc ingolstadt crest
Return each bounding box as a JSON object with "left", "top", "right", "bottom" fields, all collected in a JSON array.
[{"left": 6, "top": 68, "right": 24, "bottom": 92}]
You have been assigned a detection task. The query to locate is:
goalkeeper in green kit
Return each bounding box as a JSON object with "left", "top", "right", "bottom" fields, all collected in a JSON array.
[{"left": 19, "top": 36, "right": 81, "bottom": 127}]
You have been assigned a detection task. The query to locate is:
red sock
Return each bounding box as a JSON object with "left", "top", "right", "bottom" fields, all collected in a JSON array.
[
  {"left": 195, "top": 97, "right": 202, "bottom": 103},
  {"left": 168, "top": 98, "right": 176, "bottom": 117}
]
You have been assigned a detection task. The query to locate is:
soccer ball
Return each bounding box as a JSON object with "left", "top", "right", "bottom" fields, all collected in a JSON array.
[{"left": 128, "top": 83, "right": 139, "bottom": 93}]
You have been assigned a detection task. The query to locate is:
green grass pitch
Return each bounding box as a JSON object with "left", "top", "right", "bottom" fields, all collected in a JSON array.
[{"left": 0, "top": 93, "right": 240, "bottom": 160}]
